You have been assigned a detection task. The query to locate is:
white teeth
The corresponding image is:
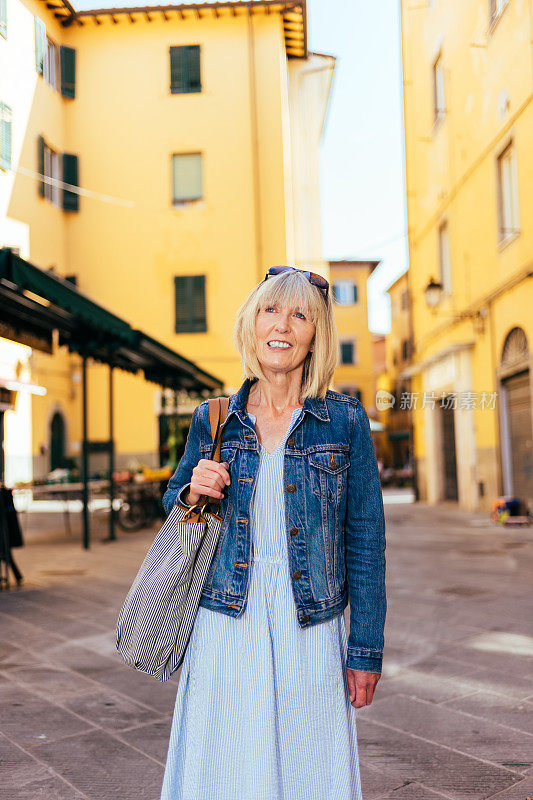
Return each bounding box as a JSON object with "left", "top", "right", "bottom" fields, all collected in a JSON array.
[{"left": 268, "top": 341, "right": 291, "bottom": 349}]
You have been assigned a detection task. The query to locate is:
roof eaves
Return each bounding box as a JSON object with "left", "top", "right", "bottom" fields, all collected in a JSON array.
[{"left": 57, "top": 0, "right": 307, "bottom": 58}]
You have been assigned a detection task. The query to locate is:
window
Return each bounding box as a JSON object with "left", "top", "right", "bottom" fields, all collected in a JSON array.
[
  {"left": 34, "top": 19, "right": 76, "bottom": 97},
  {"left": 34, "top": 17, "right": 46, "bottom": 75},
  {"left": 333, "top": 280, "right": 357, "bottom": 305},
  {"left": 37, "top": 136, "right": 79, "bottom": 211},
  {"left": 172, "top": 153, "right": 203, "bottom": 203},
  {"left": 497, "top": 141, "right": 520, "bottom": 242},
  {"left": 489, "top": 0, "right": 509, "bottom": 24},
  {"left": 401, "top": 339, "right": 411, "bottom": 362},
  {"left": 432, "top": 52, "right": 445, "bottom": 123},
  {"left": 1, "top": 0, "right": 7, "bottom": 39},
  {"left": 0, "top": 102, "right": 12, "bottom": 170},
  {"left": 44, "top": 38, "right": 60, "bottom": 90},
  {"left": 174, "top": 275, "right": 207, "bottom": 333},
  {"left": 340, "top": 340, "right": 356, "bottom": 365},
  {"left": 438, "top": 221, "right": 452, "bottom": 294},
  {"left": 170, "top": 45, "right": 201, "bottom": 94},
  {"left": 43, "top": 142, "right": 61, "bottom": 205},
  {"left": 339, "top": 386, "right": 362, "bottom": 401}
]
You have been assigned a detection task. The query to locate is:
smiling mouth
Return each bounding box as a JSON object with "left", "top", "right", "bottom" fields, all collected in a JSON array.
[{"left": 267, "top": 341, "right": 292, "bottom": 349}]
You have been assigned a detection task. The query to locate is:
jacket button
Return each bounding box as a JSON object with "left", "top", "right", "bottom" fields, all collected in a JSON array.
[
  {"left": 301, "top": 613, "right": 310, "bottom": 623},
  {"left": 289, "top": 526, "right": 298, "bottom": 536},
  {"left": 292, "top": 569, "right": 302, "bottom": 580},
  {"left": 287, "top": 437, "right": 295, "bottom": 447},
  {"left": 329, "top": 455, "right": 338, "bottom": 469},
  {"left": 286, "top": 483, "right": 296, "bottom": 493}
]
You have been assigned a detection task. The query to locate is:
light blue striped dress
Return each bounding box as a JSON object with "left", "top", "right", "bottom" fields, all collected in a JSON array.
[{"left": 160, "top": 407, "right": 363, "bottom": 800}]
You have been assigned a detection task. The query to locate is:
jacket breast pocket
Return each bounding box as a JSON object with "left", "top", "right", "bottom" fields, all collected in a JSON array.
[{"left": 309, "top": 450, "right": 350, "bottom": 502}]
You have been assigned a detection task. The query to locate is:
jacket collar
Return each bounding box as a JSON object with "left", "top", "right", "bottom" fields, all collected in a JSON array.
[{"left": 224, "top": 377, "right": 330, "bottom": 425}]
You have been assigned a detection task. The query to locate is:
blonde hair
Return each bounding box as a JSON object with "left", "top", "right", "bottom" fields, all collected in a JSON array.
[{"left": 233, "top": 269, "right": 338, "bottom": 400}]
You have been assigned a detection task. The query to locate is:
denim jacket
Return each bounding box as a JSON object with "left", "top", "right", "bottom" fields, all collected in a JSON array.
[{"left": 163, "top": 377, "right": 387, "bottom": 673}]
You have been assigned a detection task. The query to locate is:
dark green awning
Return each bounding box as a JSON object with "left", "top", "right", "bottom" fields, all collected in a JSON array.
[
  {"left": 0, "top": 248, "right": 222, "bottom": 393},
  {"left": 3, "top": 250, "right": 136, "bottom": 345}
]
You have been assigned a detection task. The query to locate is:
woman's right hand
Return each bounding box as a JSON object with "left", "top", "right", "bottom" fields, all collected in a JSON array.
[{"left": 185, "top": 459, "right": 231, "bottom": 505}]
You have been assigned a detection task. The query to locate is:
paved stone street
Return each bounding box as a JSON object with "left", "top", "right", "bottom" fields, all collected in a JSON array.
[{"left": 1, "top": 495, "right": 532, "bottom": 800}]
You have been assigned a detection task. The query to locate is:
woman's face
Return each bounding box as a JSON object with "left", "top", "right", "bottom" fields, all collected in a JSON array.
[{"left": 255, "top": 301, "right": 315, "bottom": 376}]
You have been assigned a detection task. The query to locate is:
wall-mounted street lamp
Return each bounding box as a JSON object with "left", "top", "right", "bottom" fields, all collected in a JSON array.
[
  {"left": 423, "top": 276, "right": 444, "bottom": 309},
  {"left": 423, "top": 276, "right": 488, "bottom": 334}
]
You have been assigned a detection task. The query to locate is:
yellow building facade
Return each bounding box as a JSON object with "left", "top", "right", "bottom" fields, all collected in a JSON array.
[
  {"left": 400, "top": 0, "right": 533, "bottom": 511},
  {"left": 0, "top": 0, "right": 334, "bottom": 482},
  {"left": 376, "top": 272, "right": 413, "bottom": 470},
  {"left": 330, "top": 259, "right": 379, "bottom": 414}
]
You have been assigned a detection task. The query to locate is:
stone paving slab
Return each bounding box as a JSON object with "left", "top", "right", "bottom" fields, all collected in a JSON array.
[
  {"left": 356, "top": 718, "right": 523, "bottom": 798},
  {"left": 31, "top": 729, "right": 164, "bottom": 800},
  {"left": 441, "top": 690, "right": 533, "bottom": 736},
  {"left": 365, "top": 693, "right": 533, "bottom": 773},
  {"left": 0, "top": 682, "right": 94, "bottom": 748},
  {"left": 1, "top": 499, "right": 532, "bottom": 800},
  {"left": 485, "top": 778, "right": 533, "bottom": 798},
  {"left": 379, "top": 781, "right": 451, "bottom": 798}
]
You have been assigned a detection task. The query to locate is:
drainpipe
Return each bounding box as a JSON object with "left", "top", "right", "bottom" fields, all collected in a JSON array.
[{"left": 247, "top": 11, "right": 264, "bottom": 283}]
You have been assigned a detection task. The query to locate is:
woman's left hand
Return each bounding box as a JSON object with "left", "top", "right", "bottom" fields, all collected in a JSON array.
[{"left": 346, "top": 669, "right": 381, "bottom": 709}]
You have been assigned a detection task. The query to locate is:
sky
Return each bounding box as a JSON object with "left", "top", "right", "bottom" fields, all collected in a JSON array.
[
  {"left": 72, "top": 0, "right": 408, "bottom": 333},
  {"left": 307, "top": 0, "right": 408, "bottom": 333}
]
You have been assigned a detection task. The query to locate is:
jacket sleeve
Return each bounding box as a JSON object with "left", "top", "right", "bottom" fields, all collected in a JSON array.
[
  {"left": 162, "top": 403, "right": 204, "bottom": 515},
  {"left": 344, "top": 400, "right": 387, "bottom": 673}
]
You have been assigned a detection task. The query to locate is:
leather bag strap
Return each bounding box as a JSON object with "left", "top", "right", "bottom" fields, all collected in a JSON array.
[
  {"left": 189, "top": 396, "right": 229, "bottom": 516},
  {"left": 208, "top": 396, "right": 230, "bottom": 463}
]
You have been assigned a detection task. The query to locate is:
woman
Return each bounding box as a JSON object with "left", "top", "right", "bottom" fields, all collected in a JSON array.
[{"left": 160, "top": 266, "right": 386, "bottom": 800}]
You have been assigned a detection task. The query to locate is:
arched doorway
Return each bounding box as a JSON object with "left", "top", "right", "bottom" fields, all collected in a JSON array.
[
  {"left": 499, "top": 328, "right": 533, "bottom": 507},
  {"left": 50, "top": 411, "right": 66, "bottom": 471}
]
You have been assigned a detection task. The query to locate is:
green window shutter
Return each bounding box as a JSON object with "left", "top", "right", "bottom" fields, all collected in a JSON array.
[
  {"left": 60, "top": 46, "right": 76, "bottom": 98},
  {"left": 186, "top": 45, "right": 201, "bottom": 92},
  {"left": 37, "top": 135, "right": 45, "bottom": 196},
  {"left": 34, "top": 17, "right": 46, "bottom": 75},
  {"left": 174, "top": 275, "right": 206, "bottom": 333},
  {"left": 0, "top": 0, "right": 7, "bottom": 39},
  {"left": 340, "top": 342, "right": 354, "bottom": 364},
  {"left": 170, "top": 45, "right": 201, "bottom": 94},
  {"left": 191, "top": 275, "right": 206, "bottom": 331},
  {"left": 170, "top": 46, "right": 185, "bottom": 94},
  {"left": 62, "top": 152, "right": 79, "bottom": 211},
  {"left": 0, "top": 103, "right": 12, "bottom": 170}
]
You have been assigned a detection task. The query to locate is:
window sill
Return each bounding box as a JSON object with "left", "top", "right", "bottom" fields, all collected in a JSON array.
[
  {"left": 497, "top": 230, "right": 520, "bottom": 252},
  {"left": 172, "top": 199, "right": 205, "bottom": 209},
  {"left": 170, "top": 88, "right": 202, "bottom": 95}
]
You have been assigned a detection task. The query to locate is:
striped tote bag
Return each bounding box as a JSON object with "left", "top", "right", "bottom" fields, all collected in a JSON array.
[{"left": 115, "top": 397, "right": 229, "bottom": 682}]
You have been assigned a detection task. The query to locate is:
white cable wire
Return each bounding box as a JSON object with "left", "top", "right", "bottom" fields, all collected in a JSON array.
[{"left": 9, "top": 164, "right": 136, "bottom": 208}]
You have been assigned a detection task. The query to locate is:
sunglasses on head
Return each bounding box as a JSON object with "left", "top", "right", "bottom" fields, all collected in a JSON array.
[{"left": 263, "top": 265, "right": 329, "bottom": 300}]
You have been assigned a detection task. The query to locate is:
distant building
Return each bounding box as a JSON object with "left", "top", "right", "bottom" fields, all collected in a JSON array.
[
  {"left": 376, "top": 272, "right": 413, "bottom": 470},
  {"left": 329, "top": 259, "right": 380, "bottom": 415}
]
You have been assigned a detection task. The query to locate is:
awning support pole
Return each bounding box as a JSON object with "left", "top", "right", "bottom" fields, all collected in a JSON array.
[
  {"left": 82, "top": 355, "right": 90, "bottom": 549},
  {"left": 108, "top": 365, "right": 116, "bottom": 541}
]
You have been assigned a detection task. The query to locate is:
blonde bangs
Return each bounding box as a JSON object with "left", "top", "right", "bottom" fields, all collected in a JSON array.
[
  {"left": 253, "top": 270, "right": 324, "bottom": 325},
  {"left": 233, "top": 269, "right": 339, "bottom": 400}
]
